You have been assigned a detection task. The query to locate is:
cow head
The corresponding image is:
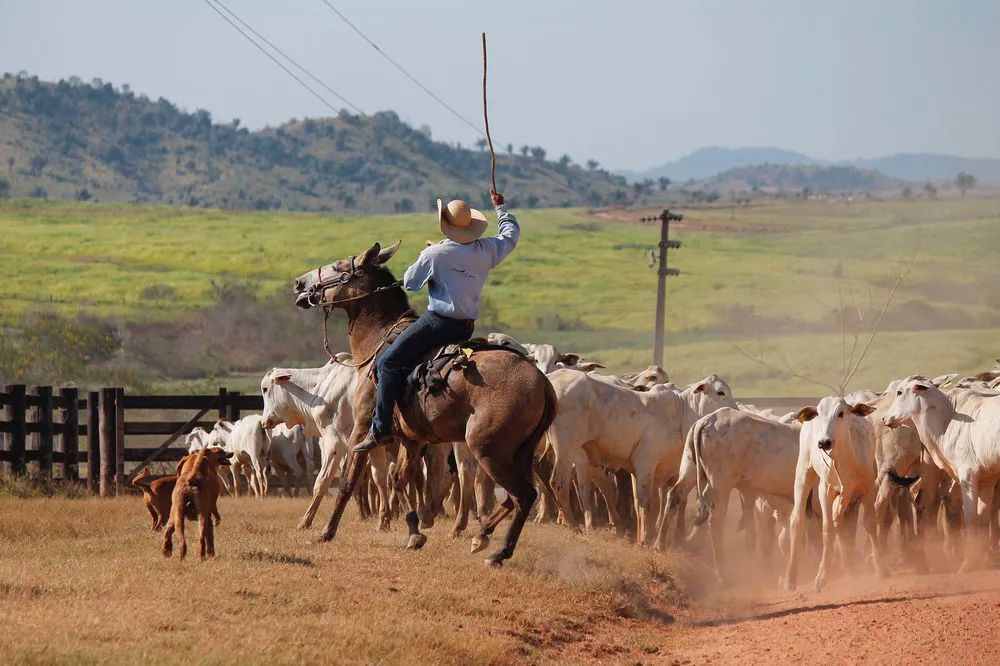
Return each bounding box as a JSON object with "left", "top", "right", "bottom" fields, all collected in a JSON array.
[
  {"left": 292, "top": 241, "right": 402, "bottom": 309},
  {"left": 261, "top": 368, "right": 299, "bottom": 429},
  {"left": 690, "top": 373, "right": 737, "bottom": 412},
  {"left": 883, "top": 378, "right": 936, "bottom": 429},
  {"left": 623, "top": 365, "right": 669, "bottom": 388},
  {"left": 796, "top": 396, "right": 875, "bottom": 451}
]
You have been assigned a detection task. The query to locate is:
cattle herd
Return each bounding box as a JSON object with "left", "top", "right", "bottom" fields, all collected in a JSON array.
[{"left": 149, "top": 338, "right": 1000, "bottom": 593}]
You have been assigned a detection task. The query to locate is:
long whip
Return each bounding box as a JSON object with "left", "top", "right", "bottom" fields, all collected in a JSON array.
[{"left": 482, "top": 32, "right": 496, "bottom": 193}]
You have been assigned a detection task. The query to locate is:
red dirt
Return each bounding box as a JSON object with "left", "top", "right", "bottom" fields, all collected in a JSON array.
[{"left": 552, "top": 565, "right": 1000, "bottom": 663}]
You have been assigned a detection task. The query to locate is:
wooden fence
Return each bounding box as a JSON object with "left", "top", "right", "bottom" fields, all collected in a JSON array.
[
  {"left": 0, "top": 385, "right": 263, "bottom": 496},
  {"left": 1, "top": 385, "right": 813, "bottom": 497}
]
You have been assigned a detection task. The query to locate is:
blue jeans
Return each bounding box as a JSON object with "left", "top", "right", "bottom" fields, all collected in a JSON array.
[{"left": 371, "top": 311, "right": 474, "bottom": 438}]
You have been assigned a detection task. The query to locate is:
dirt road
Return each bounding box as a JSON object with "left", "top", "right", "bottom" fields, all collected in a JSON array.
[{"left": 559, "top": 568, "right": 1000, "bottom": 664}]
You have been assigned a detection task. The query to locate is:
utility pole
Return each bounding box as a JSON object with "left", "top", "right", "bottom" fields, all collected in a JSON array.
[{"left": 641, "top": 209, "right": 682, "bottom": 367}]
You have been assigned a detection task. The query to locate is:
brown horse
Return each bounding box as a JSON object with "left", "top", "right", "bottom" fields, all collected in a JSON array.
[{"left": 292, "top": 241, "right": 556, "bottom": 566}]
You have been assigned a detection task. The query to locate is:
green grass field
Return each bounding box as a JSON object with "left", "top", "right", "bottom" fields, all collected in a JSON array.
[{"left": 2, "top": 197, "right": 998, "bottom": 396}]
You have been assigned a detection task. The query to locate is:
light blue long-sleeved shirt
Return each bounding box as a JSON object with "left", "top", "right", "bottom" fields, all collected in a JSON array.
[{"left": 402, "top": 204, "right": 519, "bottom": 320}]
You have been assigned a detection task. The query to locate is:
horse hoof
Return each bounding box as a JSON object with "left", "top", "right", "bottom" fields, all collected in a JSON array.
[
  {"left": 319, "top": 529, "right": 335, "bottom": 543},
  {"left": 378, "top": 520, "right": 391, "bottom": 533},
  {"left": 484, "top": 557, "right": 503, "bottom": 568},
  {"left": 297, "top": 518, "right": 313, "bottom": 530},
  {"left": 420, "top": 517, "right": 435, "bottom": 530},
  {"left": 406, "top": 533, "right": 427, "bottom": 550},
  {"left": 470, "top": 536, "right": 489, "bottom": 554},
  {"left": 451, "top": 529, "right": 463, "bottom": 539}
]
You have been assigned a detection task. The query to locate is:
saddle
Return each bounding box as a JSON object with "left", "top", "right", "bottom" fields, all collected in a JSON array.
[{"left": 406, "top": 337, "right": 529, "bottom": 396}]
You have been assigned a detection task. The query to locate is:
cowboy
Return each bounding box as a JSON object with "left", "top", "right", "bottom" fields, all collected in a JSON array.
[{"left": 353, "top": 188, "right": 519, "bottom": 453}]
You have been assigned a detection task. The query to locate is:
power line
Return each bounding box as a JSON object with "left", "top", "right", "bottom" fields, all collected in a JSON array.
[
  {"left": 204, "top": 0, "right": 364, "bottom": 115},
  {"left": 319, "top": 0, "right": 483, "bottom": 137},
  {"left": 198, "top": 0, "right": 615, "bottom": 264},
  {"left": 201, "top": 0, "right": 340, "bottom": 115}
]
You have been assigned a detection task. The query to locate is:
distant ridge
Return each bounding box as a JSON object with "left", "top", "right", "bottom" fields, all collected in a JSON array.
[
  {"left": 0, "top": 73, "right": 630, "bottom": 213},
  {"left": 624, "top": 147, "right": 1000, "bottom": 185}
]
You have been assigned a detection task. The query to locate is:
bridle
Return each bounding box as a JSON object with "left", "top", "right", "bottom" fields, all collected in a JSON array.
[
  {"left": 304, "top": 256, "right": 409, "bottom": 366},
  {"left": 306, "top": 255, "right": 402, "bottom": 308}
]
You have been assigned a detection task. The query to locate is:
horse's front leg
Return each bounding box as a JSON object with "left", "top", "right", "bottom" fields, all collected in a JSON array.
[{"left": 396, "top": 439, "right": 429, "bottom": 549}]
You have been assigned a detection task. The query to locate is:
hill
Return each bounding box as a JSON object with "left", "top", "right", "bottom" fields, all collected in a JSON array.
[
  {"left": 622, "top": 146, "right": 815, "bottom": 183},
  {"left": 624, "top": 146, "right": 1000, "bottom": 186},
  {"left": 852, "top": 153, "right": 1000, "bottom": 183},
  {"left": 1, "top": 197, "right": 998, "bottom": 397},
  {"left": 0, "top": 73, "right": 630, "bottom": 213},
  {"left": 701, "top": 163, "right": 902, "bottom": 193}
]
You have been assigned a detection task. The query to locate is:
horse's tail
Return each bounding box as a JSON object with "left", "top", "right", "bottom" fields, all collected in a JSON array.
[{"left": 524, "top": 376, "right": 558, "bottom": 461}]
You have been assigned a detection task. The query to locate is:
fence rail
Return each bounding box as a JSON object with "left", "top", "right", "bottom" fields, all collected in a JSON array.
[{"left": 1, "top": 384, "right": 264, "bottom": 496}]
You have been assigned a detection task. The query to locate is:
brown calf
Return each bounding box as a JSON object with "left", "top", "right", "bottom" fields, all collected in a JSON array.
[{"left": 161, "top": 447, "right": 233, "bottom": 560}]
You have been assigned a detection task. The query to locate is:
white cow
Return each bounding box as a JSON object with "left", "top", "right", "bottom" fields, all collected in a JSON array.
[
  {"left": 268, "top": 423, "right": 314, "bottom": 498},
  {"left": 260, "top": 356, "right": 384, "bottom": 530},
  {"left": 485, "top": 332, "right": 598, "bottom": 374},
  {"left": 544, "top": 371, "right": 736, "bottom": 545},
  {"left": 884, "top": 377, "right": 1000, "bottom": 570},
  {"left": 212, "top": 415, "right": 271, "bottom": 498},
  {"left": 661, "top": 407, "right": 802, "bottom": 578},
  {"left": 783, "top": 397, "right": 884, "bottom": 591},
  {"left": 185, "top": 426, "right": 234, "bottom": 494}
]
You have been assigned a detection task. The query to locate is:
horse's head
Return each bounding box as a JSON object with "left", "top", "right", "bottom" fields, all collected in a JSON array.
[{"left": 293, "top": 241, "right": 402, "bottom": 309}]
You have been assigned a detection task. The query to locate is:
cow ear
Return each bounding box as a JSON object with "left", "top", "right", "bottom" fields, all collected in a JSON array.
[
  {"left": 850, "top": 403, "right": 876, "bottom": 417},
  {"left": 378, "top": 240, "right": 402, "bottom": 263},
  {"left": 913, "top": 383, "right": 931, "bottom": 392},
  {"left": 693, "top": 382, "right": 708, "bottom": 394},
  {"left": 795, "top": 406, "right": 818, "bottom": 423},
  {"left": 575, "top": 362, "right": 605, "bottom": 372},
  {"left": 557, "top": 353, "right": 581, "bottom": 367},
  {"left": 932, "top": 373, "right": 957, "bottom": 387},
  {"left": 358, "top": 242, "right": 382, "bottom": 267},
  {"left": 273, "top": 374, "right": 292, "bottom": 384}
]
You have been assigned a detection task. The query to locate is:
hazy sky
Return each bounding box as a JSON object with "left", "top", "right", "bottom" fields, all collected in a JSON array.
[{"left": 2, "top": 0, "right": 998, "bottom": 170}]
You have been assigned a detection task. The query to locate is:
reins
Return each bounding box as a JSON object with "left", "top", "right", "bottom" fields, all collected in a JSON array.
[{"left": 310, "top": 257, "right": 411, "bottom": 368}]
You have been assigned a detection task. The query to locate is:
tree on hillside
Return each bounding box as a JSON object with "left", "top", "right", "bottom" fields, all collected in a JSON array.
[
  {"left": 955, "top": 171, "right": 976, "bottom": 196},
  {"left": 506, "top": 143, "right": 513, "bottom": 156},
  {"left": 557, "top": 154, "right": 571, "bottom": 172},
  {"left": 586, "top": 159, "right": 599, "bottom": 171},
  {"left": 923, "top": 182, "right": 937, "bottom": 199},
  {"left": 657, "top": 176, "right": 671, "bottom": 191},
  {"left": 530, "top": 146, "right": 547, "bottom": 162},
  {"left": 519, "top": 145, "right": 530, "bottom": 158},
  {"left": 475, "top": 138, "right": 488, "bottom": 152},
  {"left": 29, "top": 155, "right": 47, "bottom": 176}
]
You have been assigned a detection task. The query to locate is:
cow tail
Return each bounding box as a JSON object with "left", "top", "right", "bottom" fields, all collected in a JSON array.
[{"left": 691, "top": 418, "right": 712, "bottom": 527}]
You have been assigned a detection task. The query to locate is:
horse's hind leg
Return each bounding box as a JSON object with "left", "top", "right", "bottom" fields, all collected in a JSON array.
[{"left": 477, "top": 442, "right": 538, "bottom": 568}]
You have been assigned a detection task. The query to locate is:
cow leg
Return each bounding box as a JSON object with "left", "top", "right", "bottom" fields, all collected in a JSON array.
[
  {"left": 756, "top": 500, "right": 777, "bottom": 572},
  {"left": 299, "top": 431, "right": 344, "bottom": 529},
  {"left": 217, "top": 468, "right": 233, "bottom": 496},
  {"left": 532, "top": 448, "right": 557, "bottom": 524},
  {"left": 861, "top": 486, "right": 888, "bottom": 578},
  {"left": 590, "top": 466, "right": 622, "bottom": 534},
  {"left": 452, "top": 443, "right": 474, "bottom": 538},
  {"left": 231, "top": 465, "right": 241, "bottom": 498},
  {"left": 813, "top": 481, "right": 836, "bottom": 592},
  {"left": 198, "top": 513, "right": 209, "bottom": 561},
  {"left": 550, "top": 456, "right": 580, "bottom": 531},
  {"left": 782, "top": 465, "right": 817, "bottom": 591},
  {"left": 632, "top": 472, "right": 656, "bottom": 548},
  {"left": 574, "top": 464, "right": 600, "bottom": 531},
  {"left": 658, "top": 469, "right": 694, "bottom": 551},
  {"left": 369, "top": 447, "right": 392, "bottom": 532},
  {"left": 957, "top": 472, "right": 984, "bottom": 572},
  {"left": 739, "top": 491, "right": 758, "bottom": 553},
  {"left": 990, "top": 482, "right": 1000, "bottom": 555},
  {"left": 708, "top": 485, "right": 732, "bottom": 582}
]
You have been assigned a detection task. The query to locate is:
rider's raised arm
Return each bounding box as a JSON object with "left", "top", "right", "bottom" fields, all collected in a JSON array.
[
  {"left": 482, "top": 203, "right": 520, "bottom": 268},
  {"left": 403, "top": 250, "right": 433, "bottom": 291}
]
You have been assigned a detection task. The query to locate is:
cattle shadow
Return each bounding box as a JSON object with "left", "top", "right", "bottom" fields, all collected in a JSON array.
[{"left": 689, "top": 589, "right": 980, "bottom": 628}]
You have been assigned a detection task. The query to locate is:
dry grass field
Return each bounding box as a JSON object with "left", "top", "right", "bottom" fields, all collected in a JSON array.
[{"left": 0, "top": 495, "right": 696, "bottom": 664}]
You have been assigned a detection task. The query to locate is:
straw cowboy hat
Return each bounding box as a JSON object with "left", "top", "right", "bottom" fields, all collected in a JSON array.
[{"left": 437, "top": 198, "right": 487, "bottom": 244}]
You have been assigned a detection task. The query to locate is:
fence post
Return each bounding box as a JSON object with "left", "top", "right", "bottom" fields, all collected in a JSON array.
[
  {"left": 6, "top": 384, "right": 27, "bottom": 476},
  {"left": 115, "top": 387, "right": 125, "bottom": 493},
  {"left": 99, "top": 388, "right": 116, "bottom": 497},
  {"left": 87, "top": 391, "right": 100, "bottom": 493},
  {"left": 32, "top": 386, "right": 54, "bottom": 480},
  {"left": 227, "top": 391, "right": 241, "bottom": 422},
  {"left": 61, "top": 387, "right": 80, "bottom": 481},
  {"left": 218, "top": 387, "right": 228, "bottom": 423}
]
